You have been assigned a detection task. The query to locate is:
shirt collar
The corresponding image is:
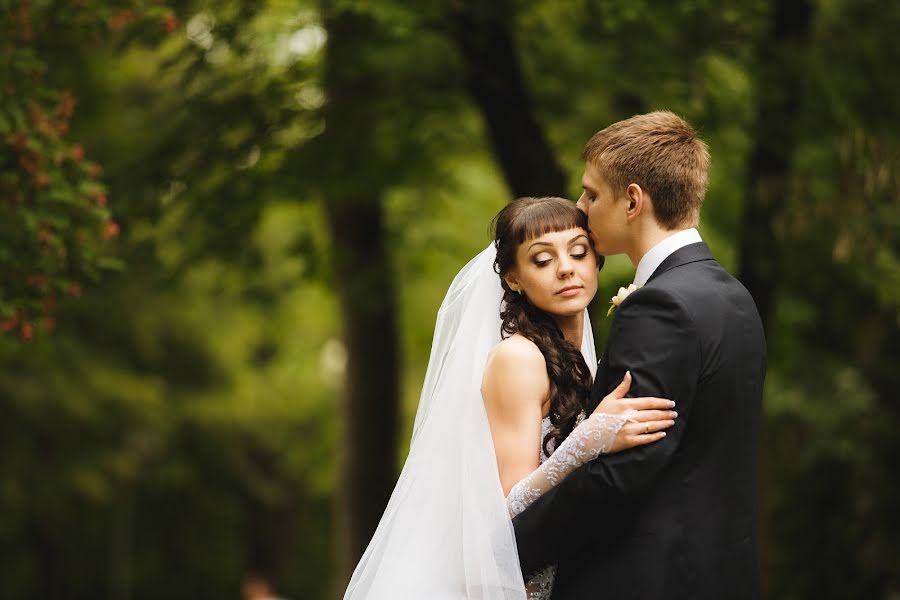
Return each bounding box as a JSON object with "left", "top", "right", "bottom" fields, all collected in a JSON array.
[{"left": 633, "top": 228, "right": 703, "bottom": 287}]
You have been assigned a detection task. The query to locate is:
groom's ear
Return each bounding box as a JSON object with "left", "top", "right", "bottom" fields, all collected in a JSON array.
[{"left": 625, "top": 183, "right": 646, "bottom": 220}]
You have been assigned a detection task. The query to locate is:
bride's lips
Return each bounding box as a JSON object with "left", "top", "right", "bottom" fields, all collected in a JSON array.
[{"left": 557, "top": 285, "right": 583, "bottom": 297}]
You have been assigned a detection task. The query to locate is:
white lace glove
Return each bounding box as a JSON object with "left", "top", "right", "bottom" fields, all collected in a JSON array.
[
  {"left": 505, "top": 411, "right": 628, "bottom": 519},
  {"left": 505, "top": 412, "right": 627, "bottom": 600}
]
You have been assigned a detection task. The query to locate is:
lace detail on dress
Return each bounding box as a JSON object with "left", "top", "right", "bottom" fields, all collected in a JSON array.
[
  {"left": 523, "top": 562, "right": 555, "bottom": 600},
  {"left": 506, "top": 411, "right": 627, "bottom": 599}
]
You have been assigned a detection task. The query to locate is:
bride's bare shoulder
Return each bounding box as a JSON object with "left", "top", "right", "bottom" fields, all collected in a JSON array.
[
  {"left": 487, "top": 333, "right": 544, "bottom": 365},
  {"left": 482, "top": 334, "right": 548, "bottom": 403}
]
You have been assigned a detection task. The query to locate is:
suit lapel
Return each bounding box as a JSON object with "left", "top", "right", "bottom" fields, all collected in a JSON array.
[
  {"left": 589, "top": 242, "right": 714, "bottom": 406},
  {"left": 588, "top": 347, "right": 609, "bottom": 413},
  {"left": 645, "top": 241, "right": 714, "bottom": 285}
]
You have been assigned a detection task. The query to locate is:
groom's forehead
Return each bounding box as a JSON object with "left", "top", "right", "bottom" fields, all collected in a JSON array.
[{"left": 581, "top": 164, "right": 605, "bottom": 189}]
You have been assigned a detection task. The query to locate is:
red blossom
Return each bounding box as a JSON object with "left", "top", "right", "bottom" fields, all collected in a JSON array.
[
  {"left": 0, "top": 311, "right": 20, "bottom": 332},
  {"left": 29, "top": 103, "right": 56, "bottom": 137},
  {"left": 41, "top": 318, "right": 56, "bottom": 331},
  {"left": 87, "top": 163, "right": 103, "bottom": 177},
  {"left": 10, "top": 132, "right": 28, "bottom": 151},
  {"left": 163, "top": 13, "right": 178, "bottom": 33},
  {"left": 94, "top": 192, "right": 108, "bottom": 206},
  {"left": 66, "top": 282, "right": 82, "bottom": 298},
  {"left": 37, "top": 225, "right": 54, "bottom": 243},
  {"left": 44, "top": 293, "right": 58, "bottom": 311},
  {"left": 71, "top": 144, "right": 85, "bottom": 161},
  {"left": 16, "top": 0, "right": 32, "bottom": 41},
  {"left": 26, "top": 274, "right": 49, "bottom": 288},
  {"left": 110, "top": 9, "right": 135, "bottom": 32},
  {"left": 56, "top": 90, "right": 77, "bottom": 120},
  {"left": 20, "top": 322, "right": 34, "bottom": 342},
  {"left": 102, "top": 220, "right": 120, "bottom": 239},
  {"left": 33, "top": 171, "right": 50, "bottom": 188},
  {"left": 19, "top": 153, "right": 39, "bottom": 174}
]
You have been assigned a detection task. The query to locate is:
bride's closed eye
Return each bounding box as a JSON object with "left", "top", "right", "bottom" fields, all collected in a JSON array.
[
  {"left": 532, "top": 247, "right": 589, "bottom": 267},
  {"left": 571, "top": 244, "right": 589, "bottom": 259}
]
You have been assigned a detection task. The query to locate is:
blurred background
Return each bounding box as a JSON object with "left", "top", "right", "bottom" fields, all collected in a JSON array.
[{"left": 2, "top": 0, "right": 899, "bottom": 598}]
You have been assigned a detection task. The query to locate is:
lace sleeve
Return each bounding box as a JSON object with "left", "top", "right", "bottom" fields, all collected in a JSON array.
[{"left": 506, "top": 412, "right": 627, "bottom": 518}]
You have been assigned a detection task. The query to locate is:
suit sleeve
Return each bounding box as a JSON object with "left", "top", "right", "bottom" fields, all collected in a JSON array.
[{"left": 512, "top": 286, "right": 701, "bottom": 575}]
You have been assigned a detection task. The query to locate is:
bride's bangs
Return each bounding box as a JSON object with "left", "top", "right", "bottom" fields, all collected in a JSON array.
[{"left": 515, "top": 198, "right": 588, "bottom": 245}]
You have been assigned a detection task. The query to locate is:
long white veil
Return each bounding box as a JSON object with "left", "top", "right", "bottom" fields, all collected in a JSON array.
[{"left": 343, "top": 243, "right": 596, "bottom": 600}]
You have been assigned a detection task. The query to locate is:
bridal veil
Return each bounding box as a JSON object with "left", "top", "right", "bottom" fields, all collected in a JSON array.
[{"left": 343, "top": 243, "right": 596, "bottom": 600}]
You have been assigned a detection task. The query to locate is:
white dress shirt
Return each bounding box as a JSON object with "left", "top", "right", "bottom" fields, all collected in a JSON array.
[{"left": 633, "top": 228, "right": 703, "bottom": 287}]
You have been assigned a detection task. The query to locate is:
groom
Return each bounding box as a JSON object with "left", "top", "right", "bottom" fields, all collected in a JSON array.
[{"left": 512, "top": 112, "right": 767, "bottom": 599}]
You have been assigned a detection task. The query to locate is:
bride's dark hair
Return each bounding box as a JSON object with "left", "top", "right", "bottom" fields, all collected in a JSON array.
[{"left": 491, "top": 197, "right": 604, "bottom": 455}]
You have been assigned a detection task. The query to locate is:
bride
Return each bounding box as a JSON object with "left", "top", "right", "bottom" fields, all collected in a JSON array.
[{"left": 343, "top": 197, "right": 677, "bottom": 599}]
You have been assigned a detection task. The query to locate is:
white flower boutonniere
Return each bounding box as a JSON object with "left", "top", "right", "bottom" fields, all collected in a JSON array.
[{"left": 607, "top": 284, "right": 639, "bottom": 317}]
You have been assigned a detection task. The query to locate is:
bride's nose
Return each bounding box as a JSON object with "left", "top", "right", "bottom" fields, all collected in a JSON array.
[{"left": 557, "top": 255, "right": 575, "bottom": 277}]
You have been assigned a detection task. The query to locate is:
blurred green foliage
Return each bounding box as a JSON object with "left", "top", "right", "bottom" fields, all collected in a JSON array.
[
  {"left": 0, "top": 0, "right": 178, "bottom": 339},
  {"left": 1, "top": 0, "right": 899, "bottom": 598}
]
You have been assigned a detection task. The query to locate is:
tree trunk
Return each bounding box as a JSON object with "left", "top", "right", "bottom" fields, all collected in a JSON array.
[
  {"left": 32, "top": 521, "right": 63, "bottom": 600},
  {"left": 325, "top": 200, "right": 399, "bottom": 584},
  {"left": 738, "top": 0, "right": 813, "bottom": 331},
  {"left": 448, "top": 4, "right": 566, "bottom": 198},
  {"left": 318, "top": 7, "right": 401, "bottom": 588},
  {"left": 738, "top": 0, "right": 813, "bottom": 593}
]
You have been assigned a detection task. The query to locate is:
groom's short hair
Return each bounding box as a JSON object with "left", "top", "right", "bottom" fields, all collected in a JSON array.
[{"left": 582, "top": 111, "right": 710, "bottom": 229}]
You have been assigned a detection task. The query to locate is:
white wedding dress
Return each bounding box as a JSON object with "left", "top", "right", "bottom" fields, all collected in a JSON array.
[{"left": 343, "top": 244, "right": 627, "bottom": 600}]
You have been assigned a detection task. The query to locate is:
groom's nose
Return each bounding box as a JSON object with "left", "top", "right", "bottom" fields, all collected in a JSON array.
[{"left": 575, "top": 194, "right": 588, "bottom": 215}]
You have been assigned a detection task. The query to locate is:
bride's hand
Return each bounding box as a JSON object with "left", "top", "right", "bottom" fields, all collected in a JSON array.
[{"left": 593, "top": 371, "right": 677, "bottom": 453}]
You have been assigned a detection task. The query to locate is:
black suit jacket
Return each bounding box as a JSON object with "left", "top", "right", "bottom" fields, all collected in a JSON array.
[{"left": 513, "top": 242, "right": 767, "bottom": 600}]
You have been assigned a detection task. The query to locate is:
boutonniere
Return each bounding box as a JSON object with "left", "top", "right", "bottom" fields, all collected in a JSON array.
[{"left": 607, "top": 284, "right": 639, "bottom": 317}]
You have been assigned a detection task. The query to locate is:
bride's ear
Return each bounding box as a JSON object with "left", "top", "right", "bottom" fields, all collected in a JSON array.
[{"left": 504, "top": 272, "right": 521, "bottom": 293}]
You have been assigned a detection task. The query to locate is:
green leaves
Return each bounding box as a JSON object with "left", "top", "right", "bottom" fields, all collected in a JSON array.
[{"left": 0, "top": 0, "right": 181, "bottom": 341}]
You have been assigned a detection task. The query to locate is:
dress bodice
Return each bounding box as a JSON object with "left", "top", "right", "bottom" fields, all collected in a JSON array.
[
  {"left": 539, "top": 416, "right": 553, "bottom": 464},
  {"left": 529, "top": 416, "right": 557, "bottom": 600}
]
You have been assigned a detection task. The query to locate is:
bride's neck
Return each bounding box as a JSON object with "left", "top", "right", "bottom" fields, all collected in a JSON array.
[{"left": 553, "top": 313, "right": 584, "bottom": 347}]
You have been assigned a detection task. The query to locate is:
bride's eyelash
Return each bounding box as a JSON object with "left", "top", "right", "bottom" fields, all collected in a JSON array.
[{"left": 533, "top": 250, "right": 587, "bottom": 267}]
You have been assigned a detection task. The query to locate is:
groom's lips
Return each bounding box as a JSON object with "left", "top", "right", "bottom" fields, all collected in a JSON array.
[{"left": 557, "top": 285, "right": 583, "bottom": 297}]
